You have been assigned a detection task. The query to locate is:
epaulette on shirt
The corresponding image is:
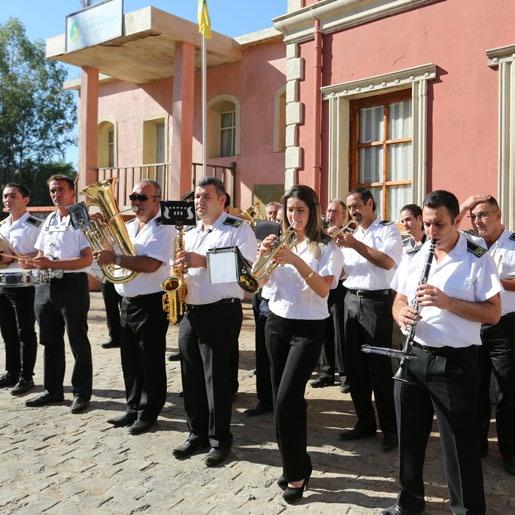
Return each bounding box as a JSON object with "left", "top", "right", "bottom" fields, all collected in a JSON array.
[
  {"left": 27, "top": 215, "right": 42, "bottom": 228},
  {"left": 405, "top": 245, "right": 422, "bottom": 255},
  {"left": 510, "top": 232, "right": 515, "bottom": 241},
  {"left": 155, "top": 217, "right": 163, "bottom": 226},
  {"left": 466, "top": 239, "right": 487, "bottom": 257},
  {"left": 380, "top": 220, "right": 394, "bottom": 225},
  {"left": 462, "top": 228, "right": 479, "bottom": 237},
  {"left": 402, "top": 234, "right": 412, "bottom": 246},
  {"left": 223, "top": 216, "right": 243, "bottom": 228}
]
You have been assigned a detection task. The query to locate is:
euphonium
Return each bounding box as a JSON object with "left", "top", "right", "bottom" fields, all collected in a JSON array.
[
  {"left": 239, "top": 202, "right": 260, "bottom": 227},
  {"left": 251, "top": 226, "right": 296, "bottom": 281},
  {"left": 162, "top": 226, "right": 187, "bottom": 325},
  {"left": 74, "top": 178, "right": 138, "bottom": 283}
]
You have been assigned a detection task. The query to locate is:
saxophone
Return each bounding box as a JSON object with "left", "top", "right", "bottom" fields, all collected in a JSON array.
[{"left": 162, "top": 226, "right": 187, "bottom": 325}]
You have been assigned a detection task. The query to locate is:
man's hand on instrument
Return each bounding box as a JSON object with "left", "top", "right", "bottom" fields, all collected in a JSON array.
[
  {"left": 416, "top": 284, "right": 449, "bottom": 309},
  {"left": 395, "top": 304, "right": 419, "bottom": 331},
  {"left": 93, "top": 249, "right": 115, "bottom": 266},
  {"left": 29, "top": 256, "right": 55, "bottom": 270},
  {"left": 335, "top": 233, "right": 357, "bottom": 249},
  {"left": 176, "top": 251, "right": 206, "bottom": 270}
]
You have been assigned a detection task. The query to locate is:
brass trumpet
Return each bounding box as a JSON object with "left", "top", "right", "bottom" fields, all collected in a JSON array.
[
  {"left": 251, "top": 226, "right": 296, "bottom": 281},
  {"left": 239, "top": 202, "right": 261, "bottom": 227},
  {"left": 328, "top": 218, "right": 359, "bottom": 239}
]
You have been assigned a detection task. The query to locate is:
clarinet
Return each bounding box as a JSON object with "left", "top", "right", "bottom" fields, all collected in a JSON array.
[{"left": 362, "top": 240, "right": 437, "bottom": 382}]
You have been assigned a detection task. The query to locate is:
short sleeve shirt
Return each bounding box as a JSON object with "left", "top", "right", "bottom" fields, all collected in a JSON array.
[
  {"left": 35, "top": 211, "right": 91, "bottom": 274},
  {"left": 268, "top": 240, "right": 344, "bottom": 320},
  {"left": 115, "top": 213, "right": 176, "bottom": 298},
  {"left": 0, "top": 213, "right": 41, "bottom": 269},
  {"left": 391, "top": 234, "right": 502, "bottom": 348},
  {"left": 184, "top": 212, "right": 258, "bottom": 305},
  {"left": 342, "top": 218, "right": 403, "bottom": 290}
]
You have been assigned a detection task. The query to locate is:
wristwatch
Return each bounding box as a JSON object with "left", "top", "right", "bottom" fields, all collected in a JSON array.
[{"left": 114, "top": 255, "right": 122, "bottom": 266}]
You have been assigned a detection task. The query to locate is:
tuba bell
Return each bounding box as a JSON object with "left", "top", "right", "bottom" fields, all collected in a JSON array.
[{"left": 69, "top": 178, "right": 138, "bottom": 284}]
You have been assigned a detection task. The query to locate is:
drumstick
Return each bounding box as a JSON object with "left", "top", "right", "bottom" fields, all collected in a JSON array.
[{"left": 0, "top": 252, "right": 28, "bottom": 262}]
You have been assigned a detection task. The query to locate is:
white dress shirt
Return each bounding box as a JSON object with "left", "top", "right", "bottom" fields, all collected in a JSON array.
[
  {"left": 342, "top": 218, "right": 403, "bottom": 290},
  {"left": 184, "top": 212, "right": 258, "bottom": 305},
  {"left": 35, "top": 211, "right": 91, "bottom": 274},
  {"left": 0, "top": 212, "right": 41, "bottom": 269},
  {"left": 391, "top": 235, "right": 502, "bottom": 348},
  {"left": 267, "top": 239, "right": 344, "bottom": 320},
  {"left": 115, "top": 212, "right": 176, "bottom": 298},
  {"left": 470, "top": 228, "right": 515, "bottom": 316}
]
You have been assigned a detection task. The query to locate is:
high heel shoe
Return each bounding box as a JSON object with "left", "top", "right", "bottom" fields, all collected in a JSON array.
[
  {"left": 282, "top": 473, "right": 311, "bottom": 504},
  {"left": 277, "top": 475, "right": 288, "bottom": 490}
]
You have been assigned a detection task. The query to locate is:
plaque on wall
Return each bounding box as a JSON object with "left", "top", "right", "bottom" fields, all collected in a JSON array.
[{"left": 252, "top": 184, "right": 284, "bottom": 217}]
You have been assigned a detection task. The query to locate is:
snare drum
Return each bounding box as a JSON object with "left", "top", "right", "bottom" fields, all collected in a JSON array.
[{"left": 0, "top": 268, "right": 64, "bottom": 287}]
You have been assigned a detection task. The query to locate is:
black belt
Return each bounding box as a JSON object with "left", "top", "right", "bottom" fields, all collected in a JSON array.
[
  {"left": 347, "top": 288, "right": 391, "bottom": 299},
  {"left": 186, "top": 298, "right": 240, "bottom": 311},
  {"left": 412, "top": 341, "right": 475, "bottom": 356}
]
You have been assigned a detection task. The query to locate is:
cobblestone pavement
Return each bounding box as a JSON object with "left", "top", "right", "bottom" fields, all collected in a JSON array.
[{"left": 0, "top": 293, "right": 513, "bottom": 514}]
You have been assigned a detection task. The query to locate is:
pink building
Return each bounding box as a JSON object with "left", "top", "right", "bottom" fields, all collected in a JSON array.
[{"left": 47, "top": 1, "right": 515, "bottom": 228}]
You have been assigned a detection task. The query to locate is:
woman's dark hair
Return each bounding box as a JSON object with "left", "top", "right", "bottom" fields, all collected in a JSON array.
[
  {"left": 423, "top": 190, "right": 460, "bottom": 221},
  {"left": 281, "top": 185, "right": 329, "bottom": 253},
  {"left": 400, "top": 203, "right": 422, "bottom": 218}
]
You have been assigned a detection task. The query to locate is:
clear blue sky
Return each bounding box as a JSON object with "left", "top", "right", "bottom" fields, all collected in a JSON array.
[{"left": 1, "top": 0, "right": 287, "bottom": 165}]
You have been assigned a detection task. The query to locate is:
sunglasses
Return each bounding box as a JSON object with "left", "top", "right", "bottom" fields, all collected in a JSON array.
[{"left": 129, "top": 193, "right": 160, "bottom": 202}]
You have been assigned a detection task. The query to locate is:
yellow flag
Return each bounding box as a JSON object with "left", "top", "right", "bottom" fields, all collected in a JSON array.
[{"left": 197, "top": 0, "right": 212, "bottom": 40}]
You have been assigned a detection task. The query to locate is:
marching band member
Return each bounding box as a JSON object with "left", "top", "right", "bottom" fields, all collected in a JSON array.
[
  {"left": 261, "top": 185, "right": 343, "bottom": 503},
  {"left": 336, "top": 187, "right": 402, "bottom": 451},
  {"left": 464, "top": 196, "right": 515, "bottom": 475},
  {"left": 25, "top": 175, "right": 93, "bottom": 413},
  {"left": 384, "top": 190, "right": 501, "bottom": 515},
  {"left": 399, "top": 204, "right": 426, "bottom": 255},
  {"left": 311, "top": 199, "right": 348, "bottom": 392},
  {"left": 0, "top": 184, "right": 41, "bottom": 395},
  {"left": 172, "top": 177, "right": 257, "bottom": 466},
  {"left": 265, "top": 202, "right": 282, "bottom": 222},
  {"left": 95, "top": 180, "right": 175, "bottom": 435}
]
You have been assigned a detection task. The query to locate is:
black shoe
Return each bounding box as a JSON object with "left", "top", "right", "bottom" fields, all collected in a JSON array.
[
  {"left": 244, "top": 403, "right": 273, "bottom": 417},
  {"left": 503, "top": 456, "right": 515, "bottom": 475},
  {"left": 282, "top": 472, "right": 311, "bottom": 504},
  {"left": 310, "top": 377, "right": 335, "bottom": 388},
  {"left": 101, "top": 340, "right": 120, "bottom": 349},
  {"left": 25, "top": 391, "right": 64, "bottom": 407},
  {"left": 128, "top": 419, "right": 156, "bottom": 435},
  {"left": 70, "top": 396, "right": 89, "bottom": 414},
  {"left": 205, "top": 446, "right": 231, "bottom": 467},
  {"left": 168, "top": 351, "right": 181, "bottom": 361},
  {"left": 339, "top": 426, "right": 376, "bottom": 441},
  {"left": 277, "top": 475, "right": 288, "bottom": 490},
  {"left": 172, "top": 439, "right": 210, "bottom": 460},
  {"left": 381, "top": 504, "right": 424, "bottom": 515},
  {"left": 382, "top": 433, "right": 398, "bottom": 452},
  {"left": 10, "top": 378, "right": 34, "bottom": 396},
  {"left": 0, "top": 373, "right": 18, "bottom": 388},
  {"left": 107, "top": 412, "right": 137, "bottom": 427}
]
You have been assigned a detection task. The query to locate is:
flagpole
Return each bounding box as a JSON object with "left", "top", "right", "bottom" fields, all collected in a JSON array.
[{"left": 201, "top": 33, "right": 207, "bottom": 178}]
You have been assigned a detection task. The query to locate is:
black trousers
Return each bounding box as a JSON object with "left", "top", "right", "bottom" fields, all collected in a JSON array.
[
  {"left": 0, "top": 287, "right": 37, "bottom": 380},
  {"left": 319, "top": 282, "right": 347, "bottom": 379},
  {"left": 344, "top": 291, "right": 396, "bottom": 434},
  {"left": 120, "top": 293, "right": 168, "bottom": 422},
  {"left": 252, "top": 292, "right": 273, "bottom": 408},
  {"left": 35, "top": 273, "right": 92, "bottom": 399},
  {"left": 265, "top": 312, "right": 326, "bottom": 482},
  {"left": 101, "top": 281, "right": 122, "bottom": 345},
  {"left": 395, "top": 344, "right": 485, "bottom": 515},
  {"left": 179, "top": 300, "right": 242, "bottom": 449},
  {"left": 479, "top": 312, "right": 515, "bottom": 459}
]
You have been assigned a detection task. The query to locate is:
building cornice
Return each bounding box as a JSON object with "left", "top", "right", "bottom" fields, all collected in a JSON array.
[
  {"left": 273, "top": 0, "right": 441, "bottom": 44},
  {"left": 486, "top": 44, "right": 515, "bottom": 68}
]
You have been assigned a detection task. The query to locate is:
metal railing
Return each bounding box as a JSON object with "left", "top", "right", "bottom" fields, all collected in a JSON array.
[{"left": 97, "top": 161, "right": 236, "bottom": 207}]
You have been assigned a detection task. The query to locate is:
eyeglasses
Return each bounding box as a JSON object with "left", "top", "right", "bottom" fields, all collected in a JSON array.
[
  {"left": 129, "top": 193, "right": 160, "bottom": 202},
  {"left": 468, "top": 211, "right": 495, "bottom": 221}
]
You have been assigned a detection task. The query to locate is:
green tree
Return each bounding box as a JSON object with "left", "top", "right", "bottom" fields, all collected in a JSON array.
[{"left": 0, "top": 18, "right": 76, "bottom": 200}]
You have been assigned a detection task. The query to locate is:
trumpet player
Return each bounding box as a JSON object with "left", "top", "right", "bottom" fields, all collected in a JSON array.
[
  {"left": 336, "top": 187, "right": 402, "bottom": 452},
  {"left": 0, "top": 183, "right": 41, "bottom": 395},
  {"left": 24, "top": 175, "right": 93, "bottom": 413},
  {"left": 385, "top": 190, "right": 502, "bottom": 515},
  {"left": 172, "top": 177, "right": 257, "bottom": 467},
  {"left": 94, "top": 180, "right": 175, "bottom": 435},
  {"left": 260, "top": 185, "right": 343, "bottom": 503}
]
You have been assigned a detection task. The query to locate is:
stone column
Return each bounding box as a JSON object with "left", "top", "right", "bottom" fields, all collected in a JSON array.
[
  {"left": 78, "top": 66, "right": 99, "bottom": 192},
  {"left": 169, "top": 41, "right": 195, "bottom": 199}
]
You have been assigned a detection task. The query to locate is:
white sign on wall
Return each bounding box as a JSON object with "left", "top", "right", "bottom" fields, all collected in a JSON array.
[{"left": 66, "top": 0, "right": 123, "bottom": 53}]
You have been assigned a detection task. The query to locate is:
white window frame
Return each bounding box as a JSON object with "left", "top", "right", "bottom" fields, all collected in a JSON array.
[{"left": 322, "top": 63, "right": 436, "bottom": 207}]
